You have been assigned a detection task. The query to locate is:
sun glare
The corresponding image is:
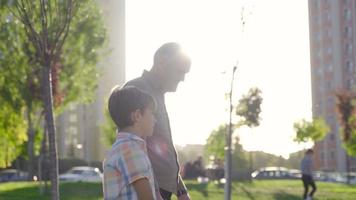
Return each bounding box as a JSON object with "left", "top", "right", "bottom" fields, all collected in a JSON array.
[{"left": 127, "top": 0, "right": 312, "bottom": 157}]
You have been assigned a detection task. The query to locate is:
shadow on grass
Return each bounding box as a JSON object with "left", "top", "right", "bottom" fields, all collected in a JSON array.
[
  {"left": 0, "top": 183, "right": 49, "bottom": 200},
  {"left": 239, "top": 184, "right": 256, "bottom": 200},
  {"left": 0, "top": 182, "right": 102, "bottom": 200},
  {"left": 185, "top": 182, "right": 209, "bottom": 197},
  {"left": 273, "top": 191, "right": 300, "bottom": 200}
]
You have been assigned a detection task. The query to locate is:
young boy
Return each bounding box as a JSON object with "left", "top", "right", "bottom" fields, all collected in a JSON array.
[{"left": 103, "top": 86, "right": 157, "bottom": 200}]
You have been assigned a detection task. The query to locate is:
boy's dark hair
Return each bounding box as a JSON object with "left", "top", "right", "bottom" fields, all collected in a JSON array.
[{"left": 108, "top": 86, "right": 156, "bottom": 129}]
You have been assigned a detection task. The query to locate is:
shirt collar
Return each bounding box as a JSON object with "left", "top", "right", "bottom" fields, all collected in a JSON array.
[
  {"left": 116, "top": 131, "right": 145, "bottom": 144},
  {"left": 142, "top": 70, "right": 164, "bottom": 94}
]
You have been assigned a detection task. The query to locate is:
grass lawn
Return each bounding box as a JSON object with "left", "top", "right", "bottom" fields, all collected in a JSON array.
[{"left": 0, "top": 180, "right": 355, "bottom": 200}]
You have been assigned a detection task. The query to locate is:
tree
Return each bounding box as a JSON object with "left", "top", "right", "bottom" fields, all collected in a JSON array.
[
  {"left": 335, "top": 90, "right": 356, "bottom": 184},
  {"left": 236, "top": 87, "right": 263, "bottom": 127},
  {"left": 205, "top": 125, "right": 226, "bottom": 161},
  {"left": 2, "top": 0, "right": 106, "bottom": 183},
  {"left": 7, "top": 1, "right": 106, "bottom": 199},
  {"left": 293, "top": 118, "right": 330, "bottom": 143},
  {"left": 101, "top": 106, "right": 117, "bottom": 146},
  {"left": 235, "top": 87, "right": 263, "bottom": 179},
  {"left": 205, "top": 87, "right": 262, "bottom": 182},
  {"left": 345, "top": 116, "right": 356, "bottom": 156},
  {"left": 0, "top": 101, "right": 27, "bottom": 168},
  {"left": 0, "top": 2, "right": 29, "bottom": 168},
  {"left": 204, "top": 125, "right": 249, "bottom": 177}
]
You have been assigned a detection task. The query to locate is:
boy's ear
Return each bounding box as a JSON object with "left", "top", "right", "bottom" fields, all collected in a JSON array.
[{"left": 130, "top": 109, "right": 142, "bottom": 123}]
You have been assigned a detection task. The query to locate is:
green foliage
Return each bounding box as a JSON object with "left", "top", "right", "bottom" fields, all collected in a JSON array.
[
  {"left": 293, "top": 118, "right": 330, "bottom": 143},
  {"left": 0, "top": 102, "right": 27, "bottom": 168},
  {"left": 335, "top": 91, "right": 356, "bottom": 156},
  {"left": 231, "top": 137, "right": 249, "bottom": 172},
  {"left": 57, "top": 0, "right": 108, "bottom": 112},
  {"left": 0, "top": 0, "right": 107, "bottom": 166},
  {"left": 204, "top": 125, "right": 249, "bottom": 173},
  {"left": 205, "top": 125, "right": 226, "bottom": 160},
  {"left": 101, "top": 107, "right": 117, "bottom": 147},
  {"left": 343, "top": 116, "right": 356, "bottom": 156},
  {"left": 236, "top": 87, "right": 263, "bottom": 127},
  {"left": 1, "top": 0, "right": 107, "bottom": 111}
]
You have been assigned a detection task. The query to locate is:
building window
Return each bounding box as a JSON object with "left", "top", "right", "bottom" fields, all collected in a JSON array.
[
  {"left": 326, "top": 12, "right": 331, "bottom": 22},
  {"left": 321, "top": 152, "right": 325, "bottom": 160},
  {"left": 326, "top": 81, "right": 332, "bottom": 90},
  {"left": 345, "top": 26, "right": 352, "bottom": 38},
  {"left": 314, "top": 66, "right": 322, "bottom": 76},
  {"left": 327, "top": 115, "right": 334, "bottom": 124},
  {"left": 346, "top": 43, "right": 353, "bottom": 54},
  {"left": 326, "top": 47, "right": 332, "bottom": 55},
  {"left": 313, "top": 0, "right": 319, "bottom": 8},
  {"left": 346, "top": 79, "right": 354, "bottom": 90},
  {"left": 326, "top": 29, "right": 332, "bottom": 39},
  {"left": 346, "top": 61, "right": 353, "bottom": 73},
  {"left": 329, "top": 133, "right": 335, "bottom": 141},
  {"left": 314, "top": 32, "right": 321, "bottom": 42},
  {"left": 344, "top": 9, "right": 351, "bottom": 21},
  {"left": 330, "top": 151, "right": 335, "bottom": 159},
  {"left": 326, "top": 64, "right": 333, "bottom": 72},
  {"left": 69, "top": 104, "right": 76, "bottom": 111},
  {"left": 69, "top": 114, "right": 77, "bottom": 123}
]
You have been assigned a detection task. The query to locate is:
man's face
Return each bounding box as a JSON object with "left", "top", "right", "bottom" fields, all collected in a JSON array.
[{"left": 163, "top": 56, "right": 191, "bottom": 92}]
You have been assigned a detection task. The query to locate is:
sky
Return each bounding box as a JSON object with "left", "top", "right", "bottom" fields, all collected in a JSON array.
[{"left": 126, "top": 0, "right": 313, "bottom": 158}]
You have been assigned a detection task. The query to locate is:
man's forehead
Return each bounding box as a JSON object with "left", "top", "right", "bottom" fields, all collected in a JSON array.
[{"left": 173, "top": 54, "right": 191, "bottom": 72}]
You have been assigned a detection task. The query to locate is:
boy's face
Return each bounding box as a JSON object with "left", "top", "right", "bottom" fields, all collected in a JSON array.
[{"left": 140, "top": 106, "right": 156, "bottom": 137}]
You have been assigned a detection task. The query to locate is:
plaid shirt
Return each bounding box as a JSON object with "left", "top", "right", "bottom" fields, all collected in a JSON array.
[{"left": 103, "top": 132, "right": 156, "bottom": 200}]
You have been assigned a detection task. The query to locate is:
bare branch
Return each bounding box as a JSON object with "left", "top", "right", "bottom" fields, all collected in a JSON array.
[
  {"left": 40, "top": 0, "right": 49, "bottom": 61},
  {"left": 15, "top": 0, "right": 44, "bottom": 57},
  {"left": 52, "top": 0, "right": 76, "bottom": 60}
]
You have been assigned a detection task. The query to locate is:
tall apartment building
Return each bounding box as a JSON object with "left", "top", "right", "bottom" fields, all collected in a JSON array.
[
  {"left": 308, "top": 0, "right": 356, "bottom": 172},
  {"left": 56, "top": 0, "right": 125, "bottom": 162}
]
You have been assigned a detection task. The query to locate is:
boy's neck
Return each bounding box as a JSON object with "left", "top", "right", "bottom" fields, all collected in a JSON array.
[{"left": 121, "top": 127, "right": 144, "bottom": 139}]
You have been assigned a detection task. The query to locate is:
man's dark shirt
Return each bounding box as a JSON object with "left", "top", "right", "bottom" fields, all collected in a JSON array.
[{"left": 124, "top": 70, "right": 186, "bottom": 194}]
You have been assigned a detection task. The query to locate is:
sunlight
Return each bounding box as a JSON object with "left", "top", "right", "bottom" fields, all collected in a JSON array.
[{"left": 126, "top": 0, "right": 312, "bottom": 157}]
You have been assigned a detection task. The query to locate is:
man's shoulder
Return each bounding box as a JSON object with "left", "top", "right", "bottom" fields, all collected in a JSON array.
[
  {"left": 125, "top": 77, "right": 154, "bottom": 94},
  {"left": 125, "top": 76, "right": 144, "bottom": 86},
  {"left": 125, "top": 77, "right": 149, "bottom": 90}
]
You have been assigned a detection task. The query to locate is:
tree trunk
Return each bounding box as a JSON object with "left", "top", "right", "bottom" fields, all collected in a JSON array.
[
  {"left": 39, "top": 121, "right": 48, "bottom": 194},
  {"left": 43, "top": 65, "right": 59, "bottom": 200},
  {"left": 249, "top": 151, "right": 253, "bottom": 181},
  {"left": 27, "top": 105, "right": 35, "bottom": 181}
]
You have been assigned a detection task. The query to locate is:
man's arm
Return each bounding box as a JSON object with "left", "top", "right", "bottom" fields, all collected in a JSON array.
[{"left": 132, "top": 178, "right": 155, "bottom": 200}]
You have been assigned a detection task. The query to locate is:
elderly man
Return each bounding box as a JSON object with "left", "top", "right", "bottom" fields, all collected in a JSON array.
[{"left": 125, "top": 42, "right": 191, "bottom": 200}]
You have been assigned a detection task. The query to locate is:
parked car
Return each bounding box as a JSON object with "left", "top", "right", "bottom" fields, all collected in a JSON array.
[
  {"left": 0, "top": 169, "right": 28, "bottom": 182},
  {"left": 59, "top": 166, "right": 103, "bottom": 182},
  {"left": 251, "top": 167, "right": 301, "bottom": 180}
]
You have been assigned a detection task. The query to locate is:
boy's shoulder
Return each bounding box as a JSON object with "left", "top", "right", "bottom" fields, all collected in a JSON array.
[{"left": 109, "top": 132, "right": 145, "bottom": 154}]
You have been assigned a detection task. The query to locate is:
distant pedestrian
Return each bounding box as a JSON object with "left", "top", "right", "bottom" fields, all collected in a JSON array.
[
  {"left": 300, "top": 149, "right": 316, "bottom": 200},
  {"left": 103, "top": 86, "right": 158, "bottom": 200}
]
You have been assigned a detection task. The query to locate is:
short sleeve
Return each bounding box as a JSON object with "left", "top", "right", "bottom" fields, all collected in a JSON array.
[{"left": 116, "top": 141, "right": 152, "bottom": 185}]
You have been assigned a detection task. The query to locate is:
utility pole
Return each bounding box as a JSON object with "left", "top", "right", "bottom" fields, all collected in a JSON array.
[{"left": 224, "top": 65, "right": 237, "bottom": 200}]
